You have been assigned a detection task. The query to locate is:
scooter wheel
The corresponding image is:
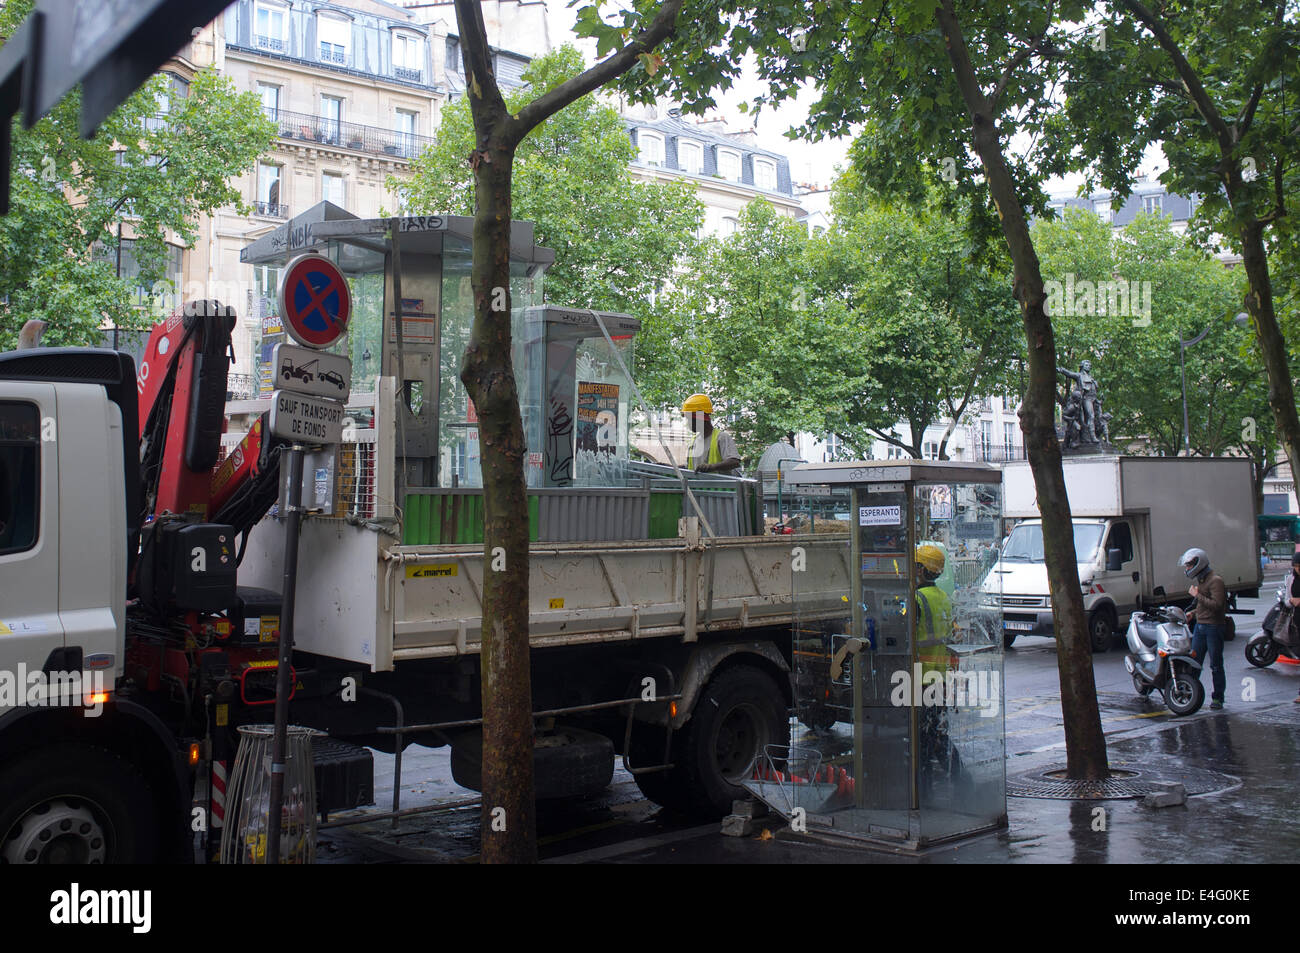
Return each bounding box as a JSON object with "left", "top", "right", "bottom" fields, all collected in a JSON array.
[
  {"left": 1245, "top": 637, "right": 1279, "bottom": 668},
  {"left": 1131, "top": 671, "right": 1153, "bottom": 696},
  {"left": 1163, "top": 669, "right": 1204, "bottom": 716}
]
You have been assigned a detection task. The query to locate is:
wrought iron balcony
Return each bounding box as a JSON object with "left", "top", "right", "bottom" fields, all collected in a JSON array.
[
  {"left": 263, "top": 107, "right": 433, "bottom": 160},
  {"left": 393, "top": 66, "right": 423, "bottom": 83},
  {"left": 972, "top": 445, "right": 1027, "bottom": 463},
  {"left": 252, "top": 200, "right": 290, "bottom": 219},
  {"left": 255, "top": 34, "right": 285, "bottom": 52}
]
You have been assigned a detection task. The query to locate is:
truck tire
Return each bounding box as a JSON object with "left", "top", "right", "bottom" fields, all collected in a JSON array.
[
  {"left": 1223, "top": 616, "right": 1236, "bottom": 642},
  {"left": 626, "top": 725, "right": 692, "bottom": 813},
  {"left": 450, "top": 726, "right": 614, "bottom": 800},
  {"left": 676, "top": 665, "right": 788, "bottom": 819},
  {"left": 1089, "top": 607, "right": 1116, "bottom": 653},
  {"left": 0, "top": 743, "right": 160, "bottom": 864}
]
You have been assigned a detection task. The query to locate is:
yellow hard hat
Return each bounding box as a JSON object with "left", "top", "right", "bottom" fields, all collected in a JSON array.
[
  {"left": 682, "top": 393, "right": 713, "bottom": 414},
  {"left": 915, "top": 543, "right": 945, "bottom": 576}
]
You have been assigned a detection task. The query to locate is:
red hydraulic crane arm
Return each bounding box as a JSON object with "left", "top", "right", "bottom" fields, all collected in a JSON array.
[{"left": 137, "top": 301, "right": 237, "bottom": 521}]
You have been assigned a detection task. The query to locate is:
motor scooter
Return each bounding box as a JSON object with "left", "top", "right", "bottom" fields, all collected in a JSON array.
[
  {"left": 1124, "top": 600, "right": 1204, "bottom": 716},
  {"left": 1245, "top": 580, "right": 1300, "bottom": 668}
]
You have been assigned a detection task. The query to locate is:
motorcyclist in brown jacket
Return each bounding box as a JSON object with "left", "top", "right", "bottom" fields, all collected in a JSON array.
[{"left": 1183, "top": 547, "right": 1227, "bottom": 710}]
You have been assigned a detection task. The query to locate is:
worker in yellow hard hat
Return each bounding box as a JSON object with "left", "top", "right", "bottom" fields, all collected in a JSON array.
[
  {"left": 914, "top": 543, "right": 954, "bottom": 677},
  {"left": 914, "top": 541, "right": 957, "bottom": 771},
  {"left": 681, "top": 393, "right": 741, "bottom": 475}
]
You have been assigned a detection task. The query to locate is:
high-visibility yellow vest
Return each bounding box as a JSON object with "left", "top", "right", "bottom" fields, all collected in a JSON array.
[
  {"left": 915, "top": 584, "right": 954, "bottom": 677},
  {"left": 687, "top": 429, "right": 722, "bottom": 467}
]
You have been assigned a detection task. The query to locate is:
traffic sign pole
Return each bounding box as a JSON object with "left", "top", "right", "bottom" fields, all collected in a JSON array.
[{"left": 266, "top": 443, "right": 305, "bottom": 865}]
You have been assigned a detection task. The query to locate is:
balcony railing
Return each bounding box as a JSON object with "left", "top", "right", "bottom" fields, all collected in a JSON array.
[
  {"left": 972, "top": 445, "right": 1027, "bottom": 463},
  {"left": 264, "top": 107, "right": 433, "bottom": 160},
  {"left": 255, "top": 34, "right": 285, "bottom": 52},
  {"left": 393, "top": 66, "right": 423, "bottom": 83},
  {"left": 252, "top": 200, "right": 290, "bottom": 219}
]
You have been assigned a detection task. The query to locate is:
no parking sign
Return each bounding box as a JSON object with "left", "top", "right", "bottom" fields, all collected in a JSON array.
[{"left": 277, "top": 253, "right": 352, "bottom": 350}]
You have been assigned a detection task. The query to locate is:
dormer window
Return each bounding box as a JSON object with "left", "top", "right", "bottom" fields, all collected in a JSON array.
[
  {"left": 393, "top": 32, "right": 423, "bottom": 82},
  {"left": 255, "top": 2, "right": 287, "bottom": 52},
  {"left": 317, "top": 13, "right": 351, "bottom": 65},
  {"left": 678, "top": 139, "right": 703, "bottom": 175},
  {"left": 639, "top": 131, "right": 664, "bottom": 166},
  {"left": 754, "top": 157, "right": 777, "bottom": 190},
  {"left": 717, "top": 147, "right": 741, "bottom": 181}
]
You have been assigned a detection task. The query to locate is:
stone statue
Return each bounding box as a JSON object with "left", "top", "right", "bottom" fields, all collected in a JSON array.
[{"left": 1057, "top": 360, "right": 1111, "bottom": 452}]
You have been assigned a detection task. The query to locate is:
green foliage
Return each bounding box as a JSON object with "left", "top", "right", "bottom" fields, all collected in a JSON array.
[
  {"left": 651, "top": 183, "right": 1021, "bottom": 463},
  {"left": 811, "top": 173, "right": 1022, "bottom": 457},
  {"left": 1057, "top": 0, "right": 1299, "bottom": 257},
  {"left": 1033, "top": 209, "right": 1265, "bottom": 457},
  {"left": 0, "top": 0, "right": 276, "bottom": 349},
  {"left": 393, "top": 46, "right": 703, "bottom": 320}
]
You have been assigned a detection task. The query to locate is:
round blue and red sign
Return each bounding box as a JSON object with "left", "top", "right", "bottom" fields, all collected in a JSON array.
[{"left": 277, "top": 253, "right": 352, "bottom": 350}]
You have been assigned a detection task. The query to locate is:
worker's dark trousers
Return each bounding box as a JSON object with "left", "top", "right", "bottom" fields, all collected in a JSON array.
[{"left": 1192, "top": 623, "right": 1226, "bottom": 703}]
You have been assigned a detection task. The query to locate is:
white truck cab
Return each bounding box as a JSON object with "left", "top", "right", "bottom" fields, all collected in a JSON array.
[{"left": 985, "top": 457, "right": 1259, "bottom": 651}]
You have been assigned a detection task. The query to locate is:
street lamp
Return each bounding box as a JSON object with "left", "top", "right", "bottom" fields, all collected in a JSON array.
[{"left": 1179, "top": 325, "right": 1211, "bottom": 455}]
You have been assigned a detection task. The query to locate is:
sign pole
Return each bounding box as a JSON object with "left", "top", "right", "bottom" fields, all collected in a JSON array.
[{"left": 266, "top": 443, "right": 305, "bottom": 864}]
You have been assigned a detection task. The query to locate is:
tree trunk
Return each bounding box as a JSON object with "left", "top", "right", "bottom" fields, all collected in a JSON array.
[
  {"left": 462, "top": 136, "right": 538, "bottom": 865},
  {"left": 936, "top": 0, "right": 1108, "bottom": 779},
  {"left": 1236, "top": 221, "right": 1300, "bottom": 491}
]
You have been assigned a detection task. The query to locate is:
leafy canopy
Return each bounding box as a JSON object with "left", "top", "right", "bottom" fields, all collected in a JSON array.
[
  {"left": 0, "top": 0, "right": 276, "bottom": 349},
  {"left": 393, "top": 45, "right": 703, "bottom": 318}
]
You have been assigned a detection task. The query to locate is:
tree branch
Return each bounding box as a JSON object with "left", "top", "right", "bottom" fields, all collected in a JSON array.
[
  {"left": 511, "top": 0, "right": 685, "bottom": 141},
  {"left": 1116, "top": 0, "right": 1233, "bottom": 154}
]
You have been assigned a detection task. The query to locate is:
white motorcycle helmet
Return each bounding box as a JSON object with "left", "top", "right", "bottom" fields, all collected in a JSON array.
[{"left": 1180, "top": 547, "right": 1210, "bottom": 580}]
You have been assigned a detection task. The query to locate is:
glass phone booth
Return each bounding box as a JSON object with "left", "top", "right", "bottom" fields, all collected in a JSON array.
[{"left": 753, "top": 461, "right": 1006, "bottom": 849}]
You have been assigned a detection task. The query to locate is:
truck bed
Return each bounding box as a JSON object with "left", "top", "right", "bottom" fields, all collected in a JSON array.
[{"left": 239, "top": 519, "right": 851, "bottom": 670}]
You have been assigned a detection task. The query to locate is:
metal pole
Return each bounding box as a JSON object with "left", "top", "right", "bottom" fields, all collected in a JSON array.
[
  {"left": 266, "top": 444, "right": 305, "bottom": 864},
  {"left": 1179, "top": 341, "right": 1189, "bottom": 456},
  {"left": 1178, "top": 326, "right": 1210, "bottom": 456}
]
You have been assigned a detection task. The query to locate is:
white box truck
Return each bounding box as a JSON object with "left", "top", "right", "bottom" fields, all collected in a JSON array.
[{"left": 987, "top": 456, "right": 1259, "bottom": 651}]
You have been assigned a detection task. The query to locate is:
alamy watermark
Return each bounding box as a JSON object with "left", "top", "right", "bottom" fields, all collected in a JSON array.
[
  {"left": 1043, "top": 274, "right": 1153, "bottom": 326},
  {"left": 0, "top": 665, "right": 106, "bottom": 717},
  {"left": 890, "top": 663, "right": 1001, "bottom": 717}
]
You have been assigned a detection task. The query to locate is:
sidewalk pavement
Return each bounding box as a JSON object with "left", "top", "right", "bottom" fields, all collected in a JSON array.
[{"left": 554, "top": 698, "right": 1300, "bottom": 864}]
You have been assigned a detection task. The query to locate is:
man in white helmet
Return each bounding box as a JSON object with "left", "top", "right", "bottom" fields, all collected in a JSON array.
[{"left": 1182, "top": 547, "right": 1227, "bottom": 710}]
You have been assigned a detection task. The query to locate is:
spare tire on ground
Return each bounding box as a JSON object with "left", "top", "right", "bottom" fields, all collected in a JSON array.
[{"left": 450, "top": 726, "right": 614, "bottom": 800}]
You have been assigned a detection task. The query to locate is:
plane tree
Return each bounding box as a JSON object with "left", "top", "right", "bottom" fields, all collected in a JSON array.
[
  {"left": 1057, "top": 0, "right": 1300, "bottom": 492},
  {"left": 447, "top": 0, "right": 687, "bottom": 863},
  {"left": 612, "top": 0, "right": 1111, "bottom": 778}
]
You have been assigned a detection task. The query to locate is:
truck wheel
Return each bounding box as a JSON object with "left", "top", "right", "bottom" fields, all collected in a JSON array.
[
  {"left": 1089, "top": 608, "right": 1116, "bottom": 653},
  {"left": 1003, "top": 631, "right": 1016, "bottom": 649},
  {"left": 0, "top": 744, "right": 160, "bottom": 864},
  {"left": 1222, "top": 617, "right": 1236, "bottom": 642},
  {"left": 625, "top": 723, "right": 692, "bottom": 813},
  {"left": 677, "top": 665, "right": 788, "bottom": 819}
]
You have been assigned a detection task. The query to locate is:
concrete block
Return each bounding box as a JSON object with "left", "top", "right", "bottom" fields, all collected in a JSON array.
[
  {"left": 732, "top": 799, "right": 769, "bottom": 819},
  {"left": 720, "top": 814, "right": 754, "bottom": 837},
  {"left": 1143, "top": 788, "right": 1187, "bottom": 808}
]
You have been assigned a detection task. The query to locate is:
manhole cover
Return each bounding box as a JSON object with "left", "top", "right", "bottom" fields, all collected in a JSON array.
[{"left": 1008, "top": 762, "right": 1236, "bottom": 799}]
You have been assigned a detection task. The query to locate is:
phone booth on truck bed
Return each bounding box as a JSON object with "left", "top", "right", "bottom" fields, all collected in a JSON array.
[{"left": 751, "top": 460, "right": 1007, "bottom": 849}]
